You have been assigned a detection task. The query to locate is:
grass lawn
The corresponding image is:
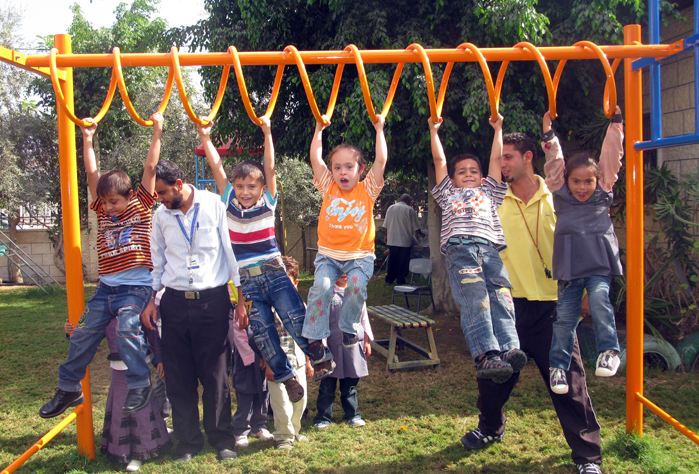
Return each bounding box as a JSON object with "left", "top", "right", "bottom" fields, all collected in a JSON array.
[{"left": 0, "top": 277, "right": 698, "bottom": 474}]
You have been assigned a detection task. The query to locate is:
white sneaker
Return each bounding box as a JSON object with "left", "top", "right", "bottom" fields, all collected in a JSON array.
[
  {"left": 595, "top": 350, "right": 620, "bottom": 377},
  {"left": 348, "top": 417, "right": 366, "bottom": 427},
  {"left": 295, "top": 434, "right": 309, "bottom": 443},
  {"left": 235, "top": 434, "right": 249, "bottom": 448},
  {"left": 252, "top": 428, "right": 274, "bottom": 441},
  {"left": 549, "top": 368, "right": 569, "bottom": 395},
  {"left": 126, "top": 459, "right": 142, "bottom": 472}
]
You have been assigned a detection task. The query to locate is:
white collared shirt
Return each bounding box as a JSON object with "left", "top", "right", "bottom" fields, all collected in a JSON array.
[{"left": 151, "top": 185, "right": 241, "bottom": 291}]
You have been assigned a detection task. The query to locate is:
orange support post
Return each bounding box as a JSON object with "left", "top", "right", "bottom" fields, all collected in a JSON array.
[
  {"left": 54, "top": 34, "right": 95, "bottom": 459},
  {"left": 624, "top": 25, "right": 645, "bottom": 436}
]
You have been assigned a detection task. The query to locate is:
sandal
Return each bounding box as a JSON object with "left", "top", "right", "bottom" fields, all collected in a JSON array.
[
  {"left": 476, "top": 352, "right": 513, "bottom": 383},
  {"left": 283, "top": 377, "right": 305, "bottom": 403},
  {"left": 312, "top": 359, "right": 336, "bottom": 381}
]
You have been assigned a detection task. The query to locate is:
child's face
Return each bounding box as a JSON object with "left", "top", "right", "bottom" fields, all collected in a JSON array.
[
  {"left": 100, "top": 190, "right": 133, "bottom": 216},
  {"left": 567, "top": 166, "right": 598, "bottom": 202},
  {"left": 330, "top": 149, "right": 364, "bottom": 191},
  {"left": 450, "top": 158, "right": 484, "bottom": 189},
  {"left": 335, "top": 273, "right": 348, "bottom": 288},
  {"left": 233, "top": 175, "right": 266, "bottom": 209}
]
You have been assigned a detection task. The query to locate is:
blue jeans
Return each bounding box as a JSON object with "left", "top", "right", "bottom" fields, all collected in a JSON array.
[
  {"left": 445, "top": 242, "right": 519, "bottom": 360},
  {"left": 550, "top": 275, "right": 620, "bottom": 370},
  {"left": 302, "top": 254, "right": 374, "bottom": 341},
  {"left": 241, "top": 267, "right": 332, "bottom": 383},
  {"left": 313, "top": 377, "right": 360, "bottom": 423},
  {"left": 58, "top": 283, "right": 152, "bottom": 391}
]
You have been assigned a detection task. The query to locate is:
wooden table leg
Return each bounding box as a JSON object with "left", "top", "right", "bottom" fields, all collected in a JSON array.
[
  {"left": 386, "top": 326, "right": 398, "bottom": 373},
  {"left": 425, "top": 326, "right": 441, "bottom": 371}
]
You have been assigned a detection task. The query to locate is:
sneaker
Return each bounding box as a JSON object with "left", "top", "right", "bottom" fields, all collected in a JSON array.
[
  {"left": 295, "top": 434, "right": 309, "bottom": 443},
  {"left": 348, "top": 417, "right": 366, "bottom": 427},
  {"left": 499, "top": 349, "right": 527, "bottom": 373},
  {"left": 235, "top": 434, "right": 249, "bottom": 448},
  {"left": 39, "top": 389, "right": 85, "bottom": 418},
  {"left": 252, "top": 428, "right": 274, "bottom": 441},
  {"left": 475, "top": 352, "right": 513, "bottom": 383},
  {"left": 595, "top": 350, "right": 620, "bottom": 377},
  {"left": 217, "top": 448, "right": 237, "bottom": 461},
  {"left": 342, "top": 331, "right": 359, "bottom": 348},
  {"left": 314, "top": 421, "right": 331, "bottom": 429},
  {"left": 460, "top": 427, "right": 503, "bottom": 450},
  {"left": 125, "top": 459, "right": 142, "bottom": 472},
  {"left": 307, "top": 340, "right": 326, "bottom": 363},
  {"left": 276, "top": 439, "right": 293, "bottom": 450},
  {"left": 283, "top": 377, "right": 305, "bottom": 403},
  {"left": 312, "top": 359, "right": 336, "bottom": 381},
  {"left": 576, "top": 462, "right": 603, "bottom": 474},
  {"left": 550, "top": 367, "right": 569, "bottom": 394}
]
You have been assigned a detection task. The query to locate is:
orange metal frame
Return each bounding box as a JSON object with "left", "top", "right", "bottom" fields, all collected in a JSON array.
[{"left": 1, "top": 26, "right": 696, "bottom": 473}]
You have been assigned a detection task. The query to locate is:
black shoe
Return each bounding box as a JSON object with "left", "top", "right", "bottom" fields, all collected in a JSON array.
[
  {"left": 174, "top": 453, "right": 193, "bottom": 462},
  {"left": 576, "top": 463, "right": 603, "bottom": 474},
  {"left": 123, "top": 386, "right": 153, "bottom": 415},
  {"left": 283, "top": 377, "right": 305, "bottom": 403},
  {"left": 500, "top": 349, "right": 527, "bottom": 373},
  {"left": 460, "top": 427, "right": 503, "bottom": 450},
  {"left": 475, "top": 351, "right": 513, "bottom": 383},
  {"left": 39, "top": 389, "right": 84, "bottom": 418},
  {"left": 342, "top": 331, "right": 359, "bottom": 348},
  {"left": 218, "top": 448, "right": 237, "bottom": 461},
  {"left": 307, "top": 340, "right": 326, "bottom": 364}
]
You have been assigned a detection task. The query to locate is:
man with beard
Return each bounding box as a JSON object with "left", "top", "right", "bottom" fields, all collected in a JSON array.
[
  {"left": 140, "top": 160, "right": 241, "bottom": 463},
  {"left": 462, "top": 133, "right": 604, "bottom": 474}
]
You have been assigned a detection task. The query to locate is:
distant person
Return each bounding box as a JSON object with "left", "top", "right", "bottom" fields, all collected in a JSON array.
[
  {"left": 383, "top": 194, "right": 424, "bottom": 285},
  {"left": 40, "top": 113, "right": 164, "bottom": 420}
]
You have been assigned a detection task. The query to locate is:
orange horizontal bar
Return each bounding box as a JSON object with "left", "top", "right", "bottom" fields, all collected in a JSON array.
[
  {"left": 635, "top": 392, "right": 699, "bottom": 446},
  {"left": 0, "top": 46, "right": 65, "bottom": 80},
  {"left": 1, "top": 405, "right": 83, "bottom": 474},
  {"left": 24, "top": 44, "right": 679, "bottom": 69}
]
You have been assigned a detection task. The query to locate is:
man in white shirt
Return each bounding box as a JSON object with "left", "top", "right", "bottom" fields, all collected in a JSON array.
[
  {"left": 141, "top": 161, "right": 241, "bottom": 463},
  {"left": 382, "top": 194, "right": 424, "bottom": 285}
]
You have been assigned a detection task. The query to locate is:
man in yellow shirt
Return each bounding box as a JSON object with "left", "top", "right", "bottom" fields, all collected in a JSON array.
[{"left": 461, "top": 131, "right": 604, "bottom": 474}]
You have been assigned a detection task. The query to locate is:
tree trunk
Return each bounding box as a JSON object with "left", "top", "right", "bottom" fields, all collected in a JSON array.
[
  {"left": 427, "top": 165, "right": 459, "bottom": 314},
  {"left": 8, "top": 212, "right": 23, "bottom": 283},
  {"left": 301, "top": 226, "right": 308, "bottom": 272}
]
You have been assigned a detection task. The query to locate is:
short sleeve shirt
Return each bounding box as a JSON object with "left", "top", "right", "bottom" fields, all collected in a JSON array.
[
  {"left": 90, "top": 184, "right": 155, "bottom": 275},
  {"left": 383, "top": 202, "right": 421, "bottom": 247},
  {"left": 314, "top": 169, "right": 383, "bottom": 260}
]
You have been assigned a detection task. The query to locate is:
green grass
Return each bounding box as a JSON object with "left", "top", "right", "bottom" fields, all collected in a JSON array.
[{"left": 1, "top": 283, "right": 698, "bottom": 473}]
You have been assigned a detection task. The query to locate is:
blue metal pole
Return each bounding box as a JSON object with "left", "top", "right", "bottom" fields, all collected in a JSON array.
[{"left": 650, "top": 0, "right": 662, "bottom": 141}]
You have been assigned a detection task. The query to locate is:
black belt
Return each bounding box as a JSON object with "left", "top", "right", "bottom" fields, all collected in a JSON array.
[
  {"left": 164, "top": 284, "right": 229, "bottom": 300},
  {"left": 447, "top": 235, "right": 495, "bottom": 248},
  {"left": 239, "top": 256, "right": 284, "bottom": 279}
]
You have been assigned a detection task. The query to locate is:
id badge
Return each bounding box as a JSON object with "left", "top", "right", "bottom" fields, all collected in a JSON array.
[{"left": 186, "top": 254, "right": 200, "bottom": 273}]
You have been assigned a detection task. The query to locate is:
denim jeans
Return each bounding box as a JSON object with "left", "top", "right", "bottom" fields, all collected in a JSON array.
[
  {"left": 58, "top": 283, "right": 152, "bottom": 391},
  {"left": 241, "top": 266, "right": 332, "bottom": 383},
  {"left": 313, "top": 377, "right": 360, "bottom": 423},
  {"left": 302, "top": 254, "right": 374, "bottom": 341},
  {"left": 550, "top": 275, "right": 620, "bottom": 370},
  {"left": 445, "top": 242, "right": 519, "bottom": 360}
]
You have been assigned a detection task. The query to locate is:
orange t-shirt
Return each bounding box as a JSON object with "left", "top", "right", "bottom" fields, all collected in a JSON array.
[{"left": 314, "top": 169, "right": 383, "bottom": 260}]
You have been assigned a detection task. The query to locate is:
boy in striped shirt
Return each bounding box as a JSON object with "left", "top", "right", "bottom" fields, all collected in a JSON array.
[
  {"left": 197, "top": 117, "right": 334, "bottom": 404},
  {"left": 40, "top": 113, "right": 164, "bottom": 419},
  {"left": 428, "top": 114, "right": 526, "bottom": 383}
]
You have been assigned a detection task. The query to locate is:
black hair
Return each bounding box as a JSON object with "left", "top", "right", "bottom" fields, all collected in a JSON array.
[
  {"left": 565, "top": 153, "right": 600, "bottom": 181},
  {"left": 448, "top": 154, "right": 482, "bottom": 179},
  {"left": 155, "top": 160, "right": 185, "bottom": 185},
  {"left": 233, "top": 160, "right": 265, "bottom": 185},
  {"left": 503, "top": 132, "right": 537, "bottom": 163},
  {"left": 96, "top": 170, "right": 132, "bottom": 199},
  {"left": 328, "top": 143, "right": 366, "bottom": 168}
]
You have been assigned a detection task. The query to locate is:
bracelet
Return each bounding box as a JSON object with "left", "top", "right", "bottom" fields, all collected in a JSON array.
[
  {"left": 612, "top": 113, "right": 623, "bottom": 123},
  {"left": 541, "top": 129, "right": 555, "bottom": 141}
]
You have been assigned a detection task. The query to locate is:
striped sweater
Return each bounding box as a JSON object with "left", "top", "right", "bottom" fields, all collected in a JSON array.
[{"left": 432, "top": 175, "right": 507, "bottom": 254}]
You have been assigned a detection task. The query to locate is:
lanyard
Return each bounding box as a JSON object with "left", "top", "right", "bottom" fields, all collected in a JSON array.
[
  {"left": 175, "top": 203, "right": 200, "bottom": 252},
  {"left": 515, "top": 200, "right": 552, "bottom": 279}
]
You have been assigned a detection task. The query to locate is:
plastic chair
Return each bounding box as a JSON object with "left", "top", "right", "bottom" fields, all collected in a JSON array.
[{"left": 392, "top": 258, "right": 435, "bottom": 311}]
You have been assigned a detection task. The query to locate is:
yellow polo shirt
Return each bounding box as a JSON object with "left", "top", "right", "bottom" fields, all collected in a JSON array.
[{"left": 498, "top": 175, "right": 557, "bottom": 301}]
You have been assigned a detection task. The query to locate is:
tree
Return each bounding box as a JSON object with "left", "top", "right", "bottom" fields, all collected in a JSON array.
[{"left": 173, "top": 0, "right": 666, "bottom": 312}]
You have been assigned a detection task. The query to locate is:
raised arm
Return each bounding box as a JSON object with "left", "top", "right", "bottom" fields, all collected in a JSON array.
[
  {"left": 310, "top": 117, "right": 330, "bottom": 182},
  {"left": 142, "top": 112, "right": 163, "bottom": 195},
  {"left": 428, "top": 118, "right": 448, "bottom": 184},
  {"left": 488, "top": 113, "right": 504, "bottom": 183},
  {"left": 197, "top": 118, "right": 230, "bottom": 196},
  {"left": 80, "top": 118, "right": 99, "bottom": 201},
  {"left": 260, "top": 116, "right": 276, "bottom": 198},
  {"left": 369, "top": 115, "right": 387, "bottom": 186},
  {"left": 599, "top": 105, "right": 625, "bottom": 192},
  {"left": 541, "top": 111, "right": 566, "bottom": 192}
]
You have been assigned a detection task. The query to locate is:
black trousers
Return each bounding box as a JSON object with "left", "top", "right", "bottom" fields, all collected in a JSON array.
[
  {"left": 476, "top": 298, "right": 602, "bottom": 465},
  {"left": 386, "top": 245, "right": 411, "bottom": 285},
  {"left": 160, "top": 286, "right": 236, "bottom": 456},
  {"left": 314, "top": 377, "right": 360, "bottom": 423}
]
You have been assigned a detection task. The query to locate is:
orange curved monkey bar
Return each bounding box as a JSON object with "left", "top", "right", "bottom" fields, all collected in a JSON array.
[
  {"left": 171, "top": 46, "right": 225, "bottom": 126},
  {"left": 515, "top": 42, "right": 558, "bottom": 119},
  {"left": 49, "top": 49, "right": 92, "bottom": 127},
  {"left": 406, "top": 44, "right": 440, "bottom": 124},
  {"left": 229, "top": 46, "right": 285, "bottom": 125}
]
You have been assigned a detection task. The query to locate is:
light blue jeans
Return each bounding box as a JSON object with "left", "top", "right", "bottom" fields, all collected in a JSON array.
[
  {"left": 302, "top": 254, "right": 374, "bottom": 341},
  {"left": 445, "top": 241, "right": 519, "bottom": 360},
  {"left": 550, "top": 275, "right": 621, "bottom": 370}
]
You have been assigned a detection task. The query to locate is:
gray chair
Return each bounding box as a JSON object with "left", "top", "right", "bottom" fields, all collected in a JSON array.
[{"left": 391, "top": 258, "right": 435, "bottom": 311}]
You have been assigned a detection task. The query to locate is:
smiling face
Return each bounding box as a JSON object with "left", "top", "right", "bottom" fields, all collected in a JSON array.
[
  {"left": 233, "top": 175, "right": 266, "bottom": 209},
  {"left": 567, "top": 165, "right": 598, "bottom": 202},
  {"left": 330, "top": 149, "right": 364, "bottom": 191},
  {"left": 451, "top": 158, "right": 484, "bottom": 189},
  {"left": 100, "top": 191, "right": 134, "bottom": 216},
  {"left": 154, "top": 178, "right": 185, "bottom": 209}
]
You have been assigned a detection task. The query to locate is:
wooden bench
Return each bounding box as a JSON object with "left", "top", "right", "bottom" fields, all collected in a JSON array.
[{"left": 367, "top": 304, "right": 440, "bottom": 373}]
